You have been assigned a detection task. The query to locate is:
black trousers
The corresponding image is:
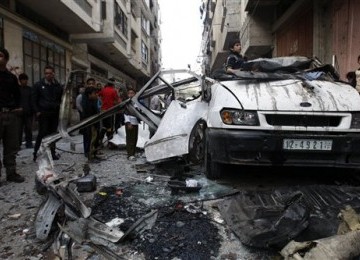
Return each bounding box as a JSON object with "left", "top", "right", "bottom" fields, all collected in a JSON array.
[
  {"left": 83, "top": 125, "right": 99, "bottom": 160},
  {"left": 125, "top": 124, "right": 138, "bottom": 157},
  {"left": 34, "top": 112, "right": 59, "bottom": 156},
  {"left": 0, "top": 111, "right": 20, "bottom": 175},
  {"left": 115, "top": 112, "right": 124, "bottom": 130},
  {"left": 19, "top": 113, "right": 33, "bottom": 146},
  {"left": 99, "top": 115, "right": 114, "bottom": 143}
]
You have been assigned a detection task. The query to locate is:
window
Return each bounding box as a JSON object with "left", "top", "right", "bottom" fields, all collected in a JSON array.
[
  {"left": 23, "top": 31, "right": 66, "bottom": 85},
  {"left": 141, "top": 13, "right": 150, "bottom": 35},
  {"left": 115, "top": 3, "right": 128, "bottom": 37},
  {"left": 141, "top": 41, "right": 148, "bottom": 64}
]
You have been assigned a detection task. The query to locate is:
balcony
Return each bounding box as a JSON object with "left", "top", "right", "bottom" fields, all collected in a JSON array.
[
  {"left": 240, "top": 15, "right": 273, "bottom": 59},
  {"left": 244, "top": 0, "right": 281, "bottom": 12},
  {"left": 16, "top": 0, "right": 101, "bottom": 33}
]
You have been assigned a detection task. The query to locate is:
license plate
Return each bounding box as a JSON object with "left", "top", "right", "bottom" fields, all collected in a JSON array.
[{"left": 283, "top": 139, "right": 332, "bottom": 151}]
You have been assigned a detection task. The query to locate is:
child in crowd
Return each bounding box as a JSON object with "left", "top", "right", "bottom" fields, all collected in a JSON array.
[{"left": 124, "top": 88, "right": 139, "bottom": 161}]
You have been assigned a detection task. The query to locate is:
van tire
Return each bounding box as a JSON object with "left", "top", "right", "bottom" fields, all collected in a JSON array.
[
  {"left": 204, "top": 133, "right": 221, "bottom": 179},
  {"left": 188, "top": 120, "right": 206, "bottom": 164}
]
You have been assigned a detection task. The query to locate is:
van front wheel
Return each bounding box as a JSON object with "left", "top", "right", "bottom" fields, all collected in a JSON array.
[{"left": 204, "top": 141, "right": 221, "bottom": 180}]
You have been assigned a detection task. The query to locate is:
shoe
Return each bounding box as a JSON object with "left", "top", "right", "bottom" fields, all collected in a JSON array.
[
  {"left": 108, "top": 143, "right": 117, "bottom": 149},
  {"left": 7, "top": 173, "right": 25, "bottom": 183},
  {"left": 94, "top": 155, "right": 105, "bottom": 161},
  {"left": 128, "top": 156, "right": 136, "bottom": 161},
  {"left": 96, "top": 150, "right": 104, "bottom": 155},
  {"left": 33, "top": 152, "right": 37, "bottom": 162}
]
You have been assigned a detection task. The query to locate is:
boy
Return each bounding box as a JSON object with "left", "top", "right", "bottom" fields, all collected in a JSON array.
[
  {"left": 225, "top": 39, "right": 245, "bottom": 74},
  {"left": 18, "top": 73, "right": 34, "bottom": 148}
]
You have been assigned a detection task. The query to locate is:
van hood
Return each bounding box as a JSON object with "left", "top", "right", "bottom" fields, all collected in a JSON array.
[{"left": 220, "top": 79, "right": 360, "bottom": 111}]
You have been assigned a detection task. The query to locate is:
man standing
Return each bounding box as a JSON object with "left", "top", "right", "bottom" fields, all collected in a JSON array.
[
  {"left": 98, "top": 78, "right": 120, "bottom": 144},
  {"left": 18, "top": 73, "right": 34, "bottom": 148},
  {"left": 76, "top": 78, "right": 96, "bottom": 120},
  {"left": 81, "top": 87, "right": 100, "bottom": 162},
  {"left": 32, "top": 65, "right": 63, "bottom": 161},
  {"left": 0, "top": 47, "right": 25, "bottom": 183}
]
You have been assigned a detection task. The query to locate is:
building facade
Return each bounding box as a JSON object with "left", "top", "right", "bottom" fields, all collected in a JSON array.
[
  {"left": 201, "top": 0, "right": 360, "bottom": 79},
  {"left": 0, "top": 0, "right": 161, "bottom": 88}
]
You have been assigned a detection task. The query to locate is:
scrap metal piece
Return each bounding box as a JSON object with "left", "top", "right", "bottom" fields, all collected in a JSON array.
[
  {"left": 58, "top": 221, "right": 124, "bottom": 260},
  {"left": 61, "top": 218, "right": 124, "bottom": 243},
  {"left": 56, "top": 185, "right": 91, "bottom": 218},
  {"left": 218, "top": 191, "right": 309, "bottom": 248},
  {"left": 120, "top": 209, "right": 158, "bottom": 242},
  {"left": 87, "top": 217, "right": 124, "bottom": 243},
  {"left": 35, "top": 192, "right": 62, "bottom": 241},
  {"left": 55, "top": 232, "right": 72, "bottom": 260}
]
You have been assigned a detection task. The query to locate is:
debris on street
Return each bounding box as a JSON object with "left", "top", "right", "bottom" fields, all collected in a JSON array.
[
  {"left": 31, "top": 140, "right": 239, "bottom": 260},
  {"left": 218, "top": 185, "right": 360, "bottom": 251},
  {"left": 281, "top": 230, "right": 360, "bottom": 260}
]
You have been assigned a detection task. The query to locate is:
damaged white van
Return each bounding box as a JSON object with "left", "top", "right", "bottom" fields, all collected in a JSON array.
[{"left": 128, "top": 56, "right": 360, "bottom": 179}]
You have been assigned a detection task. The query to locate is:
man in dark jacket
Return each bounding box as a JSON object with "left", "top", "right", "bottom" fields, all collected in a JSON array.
[
  {"left": 32, "top": 65, "right": 63, "bottom": 161},
  {"left": 82, "top": 87, "right": 100, "bottom": 162},
  {"left": 18, "top": 73, "right": 34, "bottom": 148},
  {"left": 0, "top": 47, "right": 25, "bottom": 183}
]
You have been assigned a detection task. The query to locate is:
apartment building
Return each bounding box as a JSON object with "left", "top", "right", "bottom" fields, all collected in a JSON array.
[
  {"left": 201, "top": 0, "right": 360, "bottom": 79},
  {"left": 0, "top": 0, "right": 161, "bottom": 89}
]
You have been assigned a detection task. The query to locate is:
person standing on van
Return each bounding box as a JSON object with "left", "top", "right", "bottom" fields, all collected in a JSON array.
[
  {"left": 32, "top": 65, "right": 63, "bottom": 161},
  {"left": 18, "top": 73, "right": 34, "bottom": 148},
  {"left": 0, "top": 47, "right": 25, "bottom": 183},
  {"left": 225, "top": 39, "right": 245, "bottom": 74}
]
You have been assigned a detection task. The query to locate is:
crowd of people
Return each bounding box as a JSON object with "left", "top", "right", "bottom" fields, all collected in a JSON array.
[{"left": 0, "top": 47, "right": 140, "bottom": 185}]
